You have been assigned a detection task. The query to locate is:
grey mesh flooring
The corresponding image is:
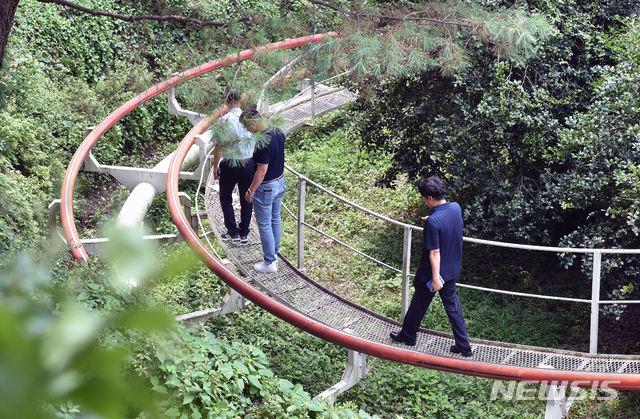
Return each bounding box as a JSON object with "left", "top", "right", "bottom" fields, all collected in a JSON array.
[
  {"left": 204, "top": 176, "right": 640, "bottom": 375},
  {"left": 275, "top": 88, "right": 356, "bottom": 133},
  {"left": 203, "top": 86, "right": 640, "bottom": 376}
]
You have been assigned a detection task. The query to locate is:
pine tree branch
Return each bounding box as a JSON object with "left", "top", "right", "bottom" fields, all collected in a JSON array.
[
  {"left": 304, "top": 0, "right": 472, "bottom": 28},
  {"left": 37, "top": 0, "right": 252, "bottom": 27}
]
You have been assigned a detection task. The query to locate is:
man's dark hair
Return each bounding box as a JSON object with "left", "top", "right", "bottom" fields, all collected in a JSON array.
[
  {"left": 418, "top": 176, "right": 446, "bottom": 200},
  {"left": 224, "top": 87, "right": 242, "bottom": 104},
  {"left": 240, "top": 108, "right": 261, "bottom": 126}
]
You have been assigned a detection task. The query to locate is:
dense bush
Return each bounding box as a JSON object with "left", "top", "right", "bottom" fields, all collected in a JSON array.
[
  {"left": 547, "top": 18, "right": 640, "bottom": 295},
  {"left": 351, "top": 0, "right": 640, "bottom": 305},
  {"left": 0, "top": 169, "right": 49, "bottom": 261},
  {"left": 353, "top": 0, "right": 630, "bottom": 242}
]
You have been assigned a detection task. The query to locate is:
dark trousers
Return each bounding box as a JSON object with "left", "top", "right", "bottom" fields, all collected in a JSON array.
[
  {"left": 399, "top": 275, "right": 471, "bottom": 351},
  {"left": 219, "top": 158, "right": 253, "bottom": 237}
]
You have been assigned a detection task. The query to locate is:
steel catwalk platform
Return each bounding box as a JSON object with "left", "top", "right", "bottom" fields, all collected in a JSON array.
[
  {"left": 58, "top": 32, "right": 640, "bottom": 390},
  {"left": 204, "top": 175, "right": 640, "bottom": 377}
]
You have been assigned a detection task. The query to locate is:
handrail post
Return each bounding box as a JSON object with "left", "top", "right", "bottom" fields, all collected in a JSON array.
[
  {"left": 590, "top": 251, "right": 602, "bottom": 354},
  {"left": 310, "top": 81, "right": 316, "bottom": 125},
  {"left": 401, "top": 227, "right": 413, "bottom": 320},
  {"left": 297, "top": 178, "right": 307, "bottom": 269},
  {"left": 178, "top": 192, "right": 195, "bottom": 230}
]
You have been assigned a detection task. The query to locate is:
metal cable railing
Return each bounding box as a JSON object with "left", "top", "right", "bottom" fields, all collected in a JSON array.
[
  {"left": 280, "top": 165, "right": 640, "bottom": 355},
  {"left": 202, "top": 169, "right": 640, "bottom": 379}
]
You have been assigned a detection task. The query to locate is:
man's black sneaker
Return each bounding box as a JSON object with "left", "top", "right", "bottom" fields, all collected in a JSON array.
[
  {"left": 221, "top": 233, "right": 240, "bottom": 242},
  {"left": 240, "top": 235, "right": 248, "bottom": 244},
  {"left": 450, "top": 345, "right": 473, "bottom": 357},
  {"left": 390, "top": 331, "right": 416, "bottom": 346}
]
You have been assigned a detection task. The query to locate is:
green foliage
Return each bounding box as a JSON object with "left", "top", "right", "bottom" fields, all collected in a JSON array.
[
  {"left": 149, "top": 243, "right": 225, "bottom": 315},
  {"left": 578, "top": 389, "right": 640, "bottom": 418},
  {"left": 0, "top": 61, "right": 16, "bottom": 111},
  {"left": 131, "top": 325, "right": 344, "bottom": 418},
  {"left": 545, "top": 18, "right": 640, "bottom": 296},
  {"left": 4, "top": 227, "right": 372, "bottom": 418},
  {"left": 320, "top": 1, "right": 553, "bottom": 82},
  {"left": 207, "top": 304, "right": 346, "bottom": 396},
  {"left": 353, "top": 0, "right": 633, "bottom": 244},
  {"left": 205, "top": 305, "right": 549, "bottom": 418},
  {"left": 343, "top": 360, "right": 542, "bottom": 418},
  {"left": 0, "top": 233, "right": 173, "bottom": 419},
  {"left": 0, "top": 169, "right": 49, "bottom": 262}
]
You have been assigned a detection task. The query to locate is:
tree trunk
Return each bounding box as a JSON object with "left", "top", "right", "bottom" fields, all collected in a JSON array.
[{"left": 0, "top": 0, "right": 20, "bottom": 68}]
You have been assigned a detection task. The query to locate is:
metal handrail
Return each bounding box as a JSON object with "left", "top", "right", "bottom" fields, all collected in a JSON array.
[
  {"left": 282, "top": 165, "right": 640, "bottom": 354},
  {"left": 256, "top": 43, "right": 350, "bottom": 118},
  {"left": 281, "top": 201, "right": 403, "bottom": 274},
  {"left": 464, "top": 236, "right": 640, "bottom": 254},
  {"left": 285, "top": 165, "right": 418, "bottom": 230}
]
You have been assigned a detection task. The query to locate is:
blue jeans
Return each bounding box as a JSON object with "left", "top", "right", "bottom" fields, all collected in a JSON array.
[{"left": 253, "top": 177, "right": 286, "bottom": 265}]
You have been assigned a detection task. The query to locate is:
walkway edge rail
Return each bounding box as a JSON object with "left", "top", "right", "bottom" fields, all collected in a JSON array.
[
  {"left": 60, "top": 33, "right": 338, "bottom": 262},
  {"left": 283, "top": 166, "right": 640, "bottom": 354},
  {"left": 167, "top": 110, "right": 640, "bottom": 390}
]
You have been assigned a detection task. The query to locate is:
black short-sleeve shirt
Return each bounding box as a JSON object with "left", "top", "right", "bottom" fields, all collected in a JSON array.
[
  {"left": 253, "top": 128, "right": 285, "bottom": 182},
  {"left": 415, "top": 201, "right": 464, "bottom": 282}
]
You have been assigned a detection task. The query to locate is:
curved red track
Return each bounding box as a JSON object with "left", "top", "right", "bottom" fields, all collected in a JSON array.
[
  {"left": 61, "top": 34, "right": 640, "bottom": 390},
  {"left": 60, "top": 34, "right": 336, "bottom": 261}
]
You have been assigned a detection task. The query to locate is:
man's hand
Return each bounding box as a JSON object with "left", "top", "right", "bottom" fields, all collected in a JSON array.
[
  {"left": 431, "top": 276, "right": 444, "bottom": 292},
  {"left": 213, "top": 166, "right": 220, "bottom": 180},
  {"left": 245, "top": 190, "right": 253, "bottom": 203}
]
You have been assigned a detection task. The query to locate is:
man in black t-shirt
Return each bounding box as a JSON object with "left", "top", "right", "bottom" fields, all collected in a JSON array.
[
  {"left": 241, "top": 108, "right": 286, "bottom": 273},
  {"left": 390, "top": 176, "right": 473, "bottom": 357}
]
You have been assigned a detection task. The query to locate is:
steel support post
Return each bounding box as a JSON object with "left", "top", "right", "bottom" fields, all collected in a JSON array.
[
  {"left": 178, "top": 192, "right": 195, "bottom": 230},
  {"left": 175, "top": 260, "right": 247, "bottom": 327},
  {"left": 49, "top": 199, "right": 62, "bottom": 241},
  {"left": 401, "top": 226, "right": 413, "bottom": 321},
  {"left": 590, "top": 251, "right": 602, "bottom": 354},
  {"left": 193, "top": 133, "right": 213, "bottom": 181},
  {"left": 297, "top": 178, "right": 306, "bottom": 269},
  {"left": 544, "top": 382, "right": 568, "bottom": 419},
  {"left": 314, "top": 336, "right": 367, "bottom": 404}
]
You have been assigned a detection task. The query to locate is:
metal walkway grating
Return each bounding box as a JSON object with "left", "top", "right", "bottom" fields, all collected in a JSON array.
[
  {"left": 204, "top": 176, "right": 640, "bottom": 375},
  {"left": 273, "top": 88, "right": 356, "bottom": 133}
]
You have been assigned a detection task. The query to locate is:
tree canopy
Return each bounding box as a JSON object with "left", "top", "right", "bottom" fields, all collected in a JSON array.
[{"left": 352, "top": 0, "right": 640, "bottom": 301}]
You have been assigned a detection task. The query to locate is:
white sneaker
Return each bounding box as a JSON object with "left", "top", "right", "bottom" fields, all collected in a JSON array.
[{"left": 254, "top": 261, "right": 277, "bottom": 273}]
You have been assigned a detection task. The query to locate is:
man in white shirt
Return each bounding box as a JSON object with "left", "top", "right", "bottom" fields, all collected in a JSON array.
[{"left": 213, "top": 88, "right": 255, "bottom": 243}]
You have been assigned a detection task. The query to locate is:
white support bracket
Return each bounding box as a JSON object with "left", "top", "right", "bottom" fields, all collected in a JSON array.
[
  {"left": 544, "top": 382, "right": 569, "bottom": 419},
  {"left": 81, "top": 126, "right": 212, "bottom": 194},
  {"left": 314, "top": 329, "right": 367, "bottom": 405},
  {"left": 175, "top": 260, "right": 249, "bottom": 327},
  {"left": 83, "top": 150, "right": 197, "bottom": 193},
  {"left": 168, "top": 84, "right": 208, "bottom": 126},
  {"left": 538, "top": 363, "right": 576, "bottom": 419},
  {"left": 189, "top": 132, "right": 214, "bottom": 181}
]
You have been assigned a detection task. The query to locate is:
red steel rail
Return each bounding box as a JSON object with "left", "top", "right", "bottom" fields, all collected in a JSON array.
[
  {"left": 166, "top": 126, "right": 640, "bottom": 390},
  {"left": 60, "top": 33, "right": 336, "bottom": 262},
  {"left": 60, "top": 34, "right": 640, "bottom": 390}
]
